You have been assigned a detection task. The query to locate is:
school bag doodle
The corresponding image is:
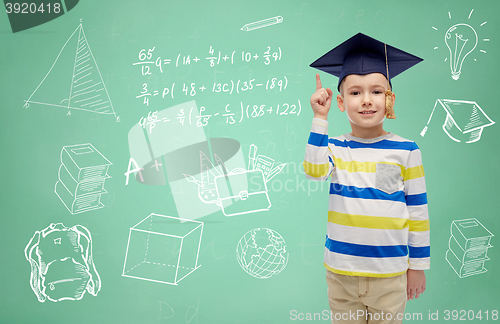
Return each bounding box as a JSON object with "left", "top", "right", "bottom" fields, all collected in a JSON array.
[{"left": 24, "top": 223, "right": 101, "bottom": 302}]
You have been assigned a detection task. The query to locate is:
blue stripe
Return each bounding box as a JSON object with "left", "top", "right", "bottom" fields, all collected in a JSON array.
[
  {"left": 308, "top": 132, "right": 329, "bottom": 147},
  {"left": 328, "top": 156, "right": 335, "bottom": 167},
  {"left": 406, "top": 193, "right": 428, "bottom": 206},
  {"left": 324, "top": 156, "right": 335, "bottom": 181},
  {"left": 330, "top": 138, "right": 419, "bottom": 151},
  {"left": 330, "top": 183, "right": 406, "bottom": 203},
  {"left": 409, "top": 246, "right": 430, "bottom": 258},
  {"left": 325, "top": 236, "right": 408, "bottom": 258}
]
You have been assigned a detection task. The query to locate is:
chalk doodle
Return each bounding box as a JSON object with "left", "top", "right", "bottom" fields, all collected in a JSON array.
[
  {"left": 25, "top": 223, "right": 100, "bottom": 302},
  {"left": 24, "top": 20, "right": 119, "bottom": 121},
  {"left": 240, "top": 16, "right": 284, "bottom": 31},
  {"left": 184, "top": 144, "right": 286, "bottom": 217},
  {"left": 122, "top": 213, "right": 203, "bottom": 285},
  {"left": 55, "top": 143, "right": 112, "bottom": 214},
  {"left": 431, "top": 9, "right": 489, "bottom": 80},
  {"left": 133, "top": 45, "right": 282, "bottom": 77},
  {"left": 420, "top": 99, "right": 495, "bottom": 143},
  {"left": 445, "top": 218, "right": 494, "bottom": 278},
  {"left": 236, "top": 228, "right": 288, "bottom": 279}
]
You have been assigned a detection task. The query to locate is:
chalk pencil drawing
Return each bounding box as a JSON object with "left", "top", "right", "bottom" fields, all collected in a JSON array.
[
  {"left": 431, "top": 9, "right": 489, "bottom": 80},
  {"left": 420, "top": 99, "right": 494, "bottom": 143},
  {"left": 236, "top": 228, "right": 288, "bottom": 279},
  {"left": 240, "top": 16, "right": 283, "bottom": 31},
  {"left": 24, "top": 20, "right": 118, "bottom": 121},
  {"left": 55, "top": 143, "right": 112, "bottom": 214},
  {"left": 445, "top": 218, "right": 494, "bottom": 278},
  {"left": 122, "top": 214, "right": 203, "bottom": 285},
  {"left": 24, "top": 223, "right": 101, "bottom": 302}
]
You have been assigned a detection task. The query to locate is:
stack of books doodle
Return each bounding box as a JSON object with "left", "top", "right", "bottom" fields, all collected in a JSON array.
[
  {"left": 445, "top": 218, "right": 494, "bottom": 278},
  {"left": 55, "top": 144, "right": 112, "bottom": 214}
]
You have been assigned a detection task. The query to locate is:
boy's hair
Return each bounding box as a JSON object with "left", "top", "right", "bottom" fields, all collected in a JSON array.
[{"left": 337, "top": 74, "right": 392, "bottom": 96}]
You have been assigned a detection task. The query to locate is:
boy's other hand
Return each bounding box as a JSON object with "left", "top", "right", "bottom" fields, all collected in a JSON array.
[
  {"left": 407, "top": 269, "right": 426, "bottom": 300},
  {"left": 310, "top": 73, "right": 333, "bottom": 120}
]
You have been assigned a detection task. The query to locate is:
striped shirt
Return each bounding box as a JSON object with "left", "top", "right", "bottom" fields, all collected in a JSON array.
[{"left": 304, "top": 118, "right": 430, "bottom": 278}]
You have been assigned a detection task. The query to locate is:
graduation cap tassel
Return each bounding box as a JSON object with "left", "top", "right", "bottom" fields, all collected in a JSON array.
[
  {"left": 385, "top": 89, "right": 395, "bottom": 119},
  {"left": 384, "top": 43, "right": 396, "bottom": 119}
]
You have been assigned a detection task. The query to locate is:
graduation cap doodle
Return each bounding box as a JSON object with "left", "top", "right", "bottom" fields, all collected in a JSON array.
[
  {"left": 310, "top": 33, "right": 423, "bottom": 119},
  {"left": 420, "top": 99, "right": 495, "bottom": 143}
]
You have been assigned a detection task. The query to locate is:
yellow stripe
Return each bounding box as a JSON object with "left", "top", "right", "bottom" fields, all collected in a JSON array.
[
  {"left": 409, "top": 219, "right": 430, "bottom": 232},
  {"left": 328, "top": 211, "right": 409, "bottom": 230},
  {"left": 404, "top": 165, "right": 424, "bottom": 181},
  {"left": 303, "top": 161, "right": 329, "bottom": 178},
  {"left": 332, "top": 157, "right": 404, "bottom": 176},
  {"left": 325, "top": 263, "right": 407, "bottom": 278}
]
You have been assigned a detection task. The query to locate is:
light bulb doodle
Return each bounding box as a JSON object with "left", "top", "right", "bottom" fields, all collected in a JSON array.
[{"left": 445, "top": 23, "right": 478, "bottom": 80}]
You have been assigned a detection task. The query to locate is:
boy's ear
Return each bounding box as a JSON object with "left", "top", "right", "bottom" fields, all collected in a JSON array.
[{"left": 337, "top": 94, "right": 345, "bottom": 112}]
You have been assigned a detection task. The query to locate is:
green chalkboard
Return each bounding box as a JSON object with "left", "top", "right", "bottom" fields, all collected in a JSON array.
[{"left": 1, "top": 0, "right": 499, "bottom": 323}]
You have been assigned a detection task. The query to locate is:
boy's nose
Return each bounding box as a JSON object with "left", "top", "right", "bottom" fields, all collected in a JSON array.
[{"left": 362, "top": 95, "right": 372, "bottom": 106}]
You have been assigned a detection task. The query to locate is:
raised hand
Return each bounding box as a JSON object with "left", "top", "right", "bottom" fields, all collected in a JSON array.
[{"left": 310, "top": 73, "right": 333, "bottom": 120}]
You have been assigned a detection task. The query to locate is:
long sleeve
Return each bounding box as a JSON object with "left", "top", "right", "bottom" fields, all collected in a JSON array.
[
  {"left": 303, "top": 118, "right": 334, "bottom": 181},
  {"left": 403, "top": 146, "right": 430, "bottom": 270}
]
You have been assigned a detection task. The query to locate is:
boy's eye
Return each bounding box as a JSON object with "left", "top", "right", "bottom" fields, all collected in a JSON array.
[{"left": 351, "top": 91, "right": 360, "bottom": 95}]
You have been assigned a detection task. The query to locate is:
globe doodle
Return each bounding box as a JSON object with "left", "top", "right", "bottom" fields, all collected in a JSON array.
[{"left": 236, "top": 228, "right": 288, "bottom": 279}]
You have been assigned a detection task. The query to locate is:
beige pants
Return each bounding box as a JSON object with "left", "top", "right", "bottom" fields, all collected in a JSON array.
[{"left": 326, "top": 270, "right": 407, "bottom": 324}]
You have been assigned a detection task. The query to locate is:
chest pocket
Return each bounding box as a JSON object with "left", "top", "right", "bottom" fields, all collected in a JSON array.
[{"left": 375, "top": 163, "right": 401, "bottom": 194}]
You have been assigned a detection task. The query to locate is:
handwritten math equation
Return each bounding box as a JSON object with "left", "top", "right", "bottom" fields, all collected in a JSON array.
[
  {"left": 133, "top": 46, "right": 282, "bottom": 75},
  {"left": 139, "top": 100, "right": 302, "bottom": 134},
  {"left": 136, "top": 76, "right": 288, "bottom": 106}
]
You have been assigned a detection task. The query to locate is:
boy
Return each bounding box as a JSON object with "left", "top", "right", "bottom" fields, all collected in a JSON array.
[{"left": 304, "top": 33, "right": 429, "bottom": 324}]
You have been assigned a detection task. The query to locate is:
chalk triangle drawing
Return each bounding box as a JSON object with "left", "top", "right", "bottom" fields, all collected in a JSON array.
[{"left": 24, "top": 20, "right": 117, "bottom": 118}]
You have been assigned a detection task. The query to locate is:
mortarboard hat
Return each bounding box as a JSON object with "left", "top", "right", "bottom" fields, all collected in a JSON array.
[{"left": 310, "top": 33, "right": 423, "bottom": 91}]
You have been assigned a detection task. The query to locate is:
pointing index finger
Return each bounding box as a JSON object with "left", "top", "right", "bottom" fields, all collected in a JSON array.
[{"left": 316, "top": 73, "right": 322, "bottom": 91}]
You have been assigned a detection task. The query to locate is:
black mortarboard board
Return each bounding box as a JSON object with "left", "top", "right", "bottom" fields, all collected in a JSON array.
[{"left": 310, "top": 33, "right": 423, "bottom": 91}]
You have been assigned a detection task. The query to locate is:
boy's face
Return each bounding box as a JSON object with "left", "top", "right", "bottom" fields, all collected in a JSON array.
[{"left": 337, "top": 73, "right": 394, "bottom": 135}]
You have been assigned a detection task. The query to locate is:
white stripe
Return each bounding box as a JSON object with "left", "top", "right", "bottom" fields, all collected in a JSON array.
[
  {"left": 312, "top": 118, "right": 329, "bottom": 128},
  {"left": 407, "top": 205, "right": 429, "bottom": 221},
  {"left": 311, "top": 123, "right": 328, "bottom": 135},
  {"left": 305, "top": 144, "right": 331, "bottom": 164},
  {"left": 329, "top": 194, "right": 409, "bottom": 219},
  {"left": 409, "top": 257, "right": 430, "bottom": 270},
  {"left": 406, "top": 150, "right": 424, "bottom": 168},
  {"left": 324, "top": 248, "right": 408, "bottom": 274},
  {"left": 404, "top": 177, "right": 427, "bottom": 195},
  {"left": 305, "top": 173, "right": 329, "bottom": 182},
  {"left": 390, "top": 134, "right": 415, "bottom": 143},
  {"left": 331, "top": 145, "right": 411, "bottom": 165},
  {"left": 408, "top": 231, "right": 430, "bottom": 247},
  {"left": 327, "top": 223, "right": 409, "bottom": 246},
  {"left": 333, "top": 168, "right": 404, "bottom": 194}
]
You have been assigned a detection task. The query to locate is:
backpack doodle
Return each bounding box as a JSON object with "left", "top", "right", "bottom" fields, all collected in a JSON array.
[{"left": 24, "top": 223, "right": 101, "bottom": 302}]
